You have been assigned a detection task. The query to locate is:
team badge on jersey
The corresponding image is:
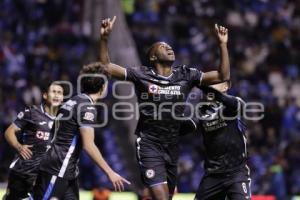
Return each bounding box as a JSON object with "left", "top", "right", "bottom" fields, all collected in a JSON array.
[
  {"left": 148, "top": 84, "right": 159, "bottom": 94},
  {"left": 17, "top": 112, "right": 24, "bottom": 119},
  {"left": 83, "top": 112, "right": 95, "bottom": 121},
  {"left": 145, "top": 169, "right": 155, "bottom": 179}
]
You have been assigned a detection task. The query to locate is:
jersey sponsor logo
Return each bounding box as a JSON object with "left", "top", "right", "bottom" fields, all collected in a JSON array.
[
  {"left": 145, "top": 169, "right": 155, "bottom": 179},
  {"left": 87, "top": 106, "right": 95, "bottom": 110},
  {"left": 36, "top": 131, "right": 50, "bottom": 140},
  {"left": 83, "top": 112, "right": 95, "bottom": 121},
  {"left": 148, "top": 84, "right": 181, "bottom": 95},
  {"left": 17, "top": 112, "right": 24, "bottom": 119},
  {"left": 39, "top": 121, "right": 47, "bottom": 125},
  {"left": 242, "top": 182, "right": 247, "bottom": 193}
]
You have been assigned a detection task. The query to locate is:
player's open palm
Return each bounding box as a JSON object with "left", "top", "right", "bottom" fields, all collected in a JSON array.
[
  {"left": 100, "top": 16, "right": 116, "bottom": 40},
  {"left": 215, "top": 24, "right": 228, "bottom": 44},
  {"left": 108, "top": 171, "right": 131, "bottom": 192},
  {"left": 18, "top": 144, "right": 33, "bottom": 160}
]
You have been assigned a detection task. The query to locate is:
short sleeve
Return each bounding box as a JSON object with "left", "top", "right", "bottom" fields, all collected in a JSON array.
[
  {"left": 13, "top": 108, "right": 31, "bottom": 129},
  {"left": 236, "top": 97, "right": 246, "bottom": 111},
  {"left": 78, "top": 105, "right": 97, "bottom": 128},
  {"left": 189, "top": 68, "right": 203, "bottom": 86},
  {"left": 125, "top": 67, "right": 142, "bottom": 84}
]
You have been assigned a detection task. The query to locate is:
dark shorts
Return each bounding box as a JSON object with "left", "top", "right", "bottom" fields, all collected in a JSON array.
[
  {"left": 33, "top": 171, "right": 79, "bottom": 200},
  {"left": 135, "top": 136, "right": 178, "bottom": 195},
  {"left": 4, "top": 171, "right": 35, "bottom": 200},
  {"left": 195, "top": 165, "right": 251, "bottom": 200}
]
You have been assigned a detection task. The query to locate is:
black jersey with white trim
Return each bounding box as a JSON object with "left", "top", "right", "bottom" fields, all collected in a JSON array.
[
  {"left": 39, "top": 94, "right": 96, "bottom": 180},
  {"left": 126, "top": 65, "right": 203, "bottom": 143},
  {"left": 10, "top": 105, "right": 55, "bottom": 176},
  {"left": 196, "top": 86, "right": 248, "bottom": 174}
]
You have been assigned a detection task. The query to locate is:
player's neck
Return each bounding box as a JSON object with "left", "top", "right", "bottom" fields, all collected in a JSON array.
[
  {"left": 87, "top": 93, "right": 99, "bottom": 104},
  {"left": 154, "top": 63, "right": 172, "bottom": 77},
  {"left": 44, "top": 104, "right": 58, "bottom": 117}
]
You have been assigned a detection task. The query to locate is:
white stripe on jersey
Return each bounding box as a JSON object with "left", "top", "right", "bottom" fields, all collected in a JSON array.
[
  {"left": 58, "top": 135, "right": 78, "bottom": 177},
  {"left": 245, "top": 164, "right": 252, "bottom": 197},
  {"left": 136, "top": 137, "right": 142, "bottom": 165},
  {"left": 242, "top": 134, "right": 247, "bottom": 157},
  {"left": 9, "top": 158, "right": 19, "bottom": 169},
  {"left": 124, "top": 69, "right": 128, "bottom": 81}
]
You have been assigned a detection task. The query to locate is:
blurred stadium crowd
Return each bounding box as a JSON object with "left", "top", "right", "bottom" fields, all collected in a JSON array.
[{"left": 0, "top": 0, "right": 300, "bottom": 199}]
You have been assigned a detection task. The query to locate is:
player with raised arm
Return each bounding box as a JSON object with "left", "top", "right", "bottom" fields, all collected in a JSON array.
[
  {"left": 4, "top": 81, "right": 64, "bottom": 200},
  {"left": 185, "top": 82, "right": 251, "bottom": 200},
  {"left": 99, "top": 16, "right": 229, "bottom": 200},
  {"left": 32, "top": 64, "right": 130, "bottom": 200}
]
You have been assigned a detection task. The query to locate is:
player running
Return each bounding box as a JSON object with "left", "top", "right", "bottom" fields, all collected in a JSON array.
[
  {"left": 188, "top": 82, "right": 251, "bottom": 200},
  {"left": 99, "top": 16, "right": 230, "bottom": 200},
  {"left": 32, "top": 63, "right": 130, "bottom": 199},
  {"left": 4, "top": 81, "right": 64, "bottom": 200}
]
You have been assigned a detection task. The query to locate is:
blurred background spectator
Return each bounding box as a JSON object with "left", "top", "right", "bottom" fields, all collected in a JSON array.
[{"left": 0, "top": 0, "right": 299, "bottom": 199}]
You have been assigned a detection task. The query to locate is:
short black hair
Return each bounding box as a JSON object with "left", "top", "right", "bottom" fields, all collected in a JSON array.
[
  {"left": 80, "top": 62, "right": 107, "bottom": 94},
  {"left": 41, "top": 80, "right": 64, "bottom": 94}
]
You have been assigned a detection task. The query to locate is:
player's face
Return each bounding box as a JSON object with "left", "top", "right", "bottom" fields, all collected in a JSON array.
[
  {"left": 44, "top": 84, "right": 64, "bottom": 107},
  {"left": 152, "top": 42, "right": 175, "bottom": 63},
  {"left": 206, "top": 82, "right": 229, "bottom": 101}
]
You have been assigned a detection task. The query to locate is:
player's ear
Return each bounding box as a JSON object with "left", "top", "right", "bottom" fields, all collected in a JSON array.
[
  {"left": 43, "top": 92, "right": 47, "bottom": 100},
  {"left": 99, "top": 83, "right": 107, "bottom": 98},
  {"left": 223, "top": 84, "right": 229, "bottom": 91},
  {"left": 149, "top": 55, "right": 157, "bottom": 61}
]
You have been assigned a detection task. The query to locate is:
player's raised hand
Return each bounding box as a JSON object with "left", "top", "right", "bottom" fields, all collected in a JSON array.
[
  {"left": 108, "top": 171, "right": 131, "bottom": 192},
  {"left": 100, "top": 16, "right": 116, "bottom": 40},
  {"left": 17, "top": 144, "right": 33, "bottom": 160},
  {"left": 215, "top": 24, "right": 228, "bottom": 44}
]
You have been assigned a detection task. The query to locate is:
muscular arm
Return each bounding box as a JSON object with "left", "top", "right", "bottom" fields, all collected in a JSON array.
[
  {"left": 80, "top": 127, "right": 115, "bottom": 175},
  {"left": 80, "top": 127, "right": 130, "bottom": 191},
  {"left": 5, "top": 123, "right": 33, "bottom": 159},
  {"left": 201, "top": 43, "right": 230, "bottom": 85},
  {"left": 5, "top": 124, "right": 22, "bottom": 151},
  {"left": 201, "top": 24, "right": 230, "bottom": 85},
  {"left": 99, "top": 16, "right": 126, "bottom": 80}
]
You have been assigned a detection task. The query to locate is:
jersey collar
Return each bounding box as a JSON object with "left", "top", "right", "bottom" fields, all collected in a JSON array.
[
  {"left": 81, "top": 93, "right": 94, "bottom": 104},
  {"left": 150, "top": 69, "right": 173, "bottom": 79},
  {"left": 40, "top": 104, "right": 56, "bottom": 120}
]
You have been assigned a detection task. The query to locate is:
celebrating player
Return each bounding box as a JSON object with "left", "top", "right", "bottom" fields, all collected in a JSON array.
[
  {"left": 99, "top": 16, "right": 229, "bottom": 200},
  {"left": 4, "top": 81, "right": 64, "bottom": 200},
  {"left": 32, "top": 64, "right": 130, "bottom": 199},
  {"left": 189, "top": 82, "right": 251, "bottom": 200}
]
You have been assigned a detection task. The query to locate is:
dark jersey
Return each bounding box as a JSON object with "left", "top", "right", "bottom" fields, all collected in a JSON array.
[
  {"left": 39, "top": 94, "right": 96, "bottom": 180},
  {"left": 10, "top": 105, "right": 55, "bottom": 176},
  {"left": 126, "top": 65, "right": 203, "bottom": 143},
  {"left": 196, "top": 86, "right": 247, "bottom": 174}
]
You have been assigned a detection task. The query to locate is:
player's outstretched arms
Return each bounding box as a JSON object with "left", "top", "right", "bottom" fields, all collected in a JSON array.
[
  {"left": 80, "top": 127, "right": 131, "bottom": 191},
  {"left": 4, "top": 124, "right": 33, "bottom": 160},
  {"left": 201, "top": 24, "right": 230, "bottom": 85}
]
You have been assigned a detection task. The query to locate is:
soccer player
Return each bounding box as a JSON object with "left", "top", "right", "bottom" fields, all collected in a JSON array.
[
  {"left": 191, "top": 82, "right": 251, "bottom": 200},
  {"left": 4, "top": 81, "right": 64, "bottom": 200},
  {"left": 99, "top": 16, "right": 229, "bottom": 200},
  {"left": 32, "top": 63, "right": 130, "bottom": 199}
]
